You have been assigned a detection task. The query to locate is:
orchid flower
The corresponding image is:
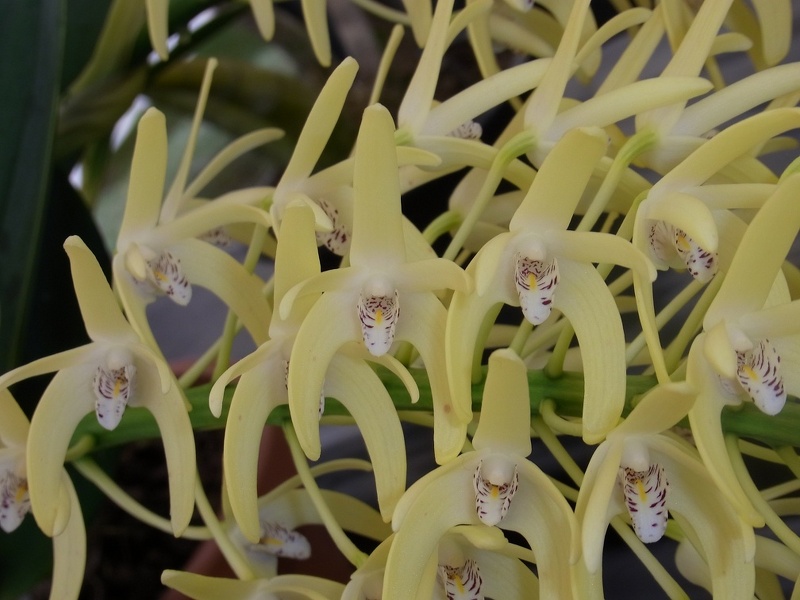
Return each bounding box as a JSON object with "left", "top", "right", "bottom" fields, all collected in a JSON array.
[
  {"left": 384, "top": 349, "right": 578, "bottom": 599},
  {"left": 686, "top": 173, "right": 800, "bottom": 525},
  {"left": 0, "top": 237, "right": 196, "bottom": 536},
  {"left": 210, "top": 203, "right": 414, "bottom": 538},
  {"left": 345, "top": 526, "right": 539, "bottom": 600},
  {"left": 575, "top": 382, "right": 756, "bottom": 598},
  {"left": 228, "top": 486, "right": 390, "bottom": 578},
  {"left": 113, "top": 61, "right": 275, "bottom": 353},
  {"left": 447, "top": 127, "right": 655, "bottom": 443},
  {"left": 281, "top": 104, "right": 470, "bottom": 464},
  {"left": 0, "top": 390, "right": 86, "bottom": 600}
]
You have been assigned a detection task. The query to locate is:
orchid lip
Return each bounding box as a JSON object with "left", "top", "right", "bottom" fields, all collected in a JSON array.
[{"left": 473, "top": 458, "right": 519, "bottom": 526}]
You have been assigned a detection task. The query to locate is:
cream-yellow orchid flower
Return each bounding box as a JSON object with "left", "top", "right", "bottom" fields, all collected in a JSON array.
[
  {"left": 686, "top": 173, "right": 800, "bottom": 525},
  {"left": 344, "top": 526, "right": 539, "bottom": 600},
  {"left": 282, "top": 104, "right": 470, "bottom": 464},
  {"left": 113, "top": 61, "right": 275, "bottom": 353},
  {"left": 575, "top": 381, "right": 756, "bottom": 598},
  {"left": 447, "top": 127, "right": 655, "bottom": 443},
  {"left": 210, "top": 203, "right": 413, "bottom": 538},
  {"left": 0, "top": 390, "right": 86, "bottom": 600},
  {"left": 384, "top": 349, "right": 578, "bottom": 599},
  {"left": 0, "top": 237, "right": 195, "bottom": 537},
  {"left": 229, "top": 486, "right": 390, "bottom": 578}
]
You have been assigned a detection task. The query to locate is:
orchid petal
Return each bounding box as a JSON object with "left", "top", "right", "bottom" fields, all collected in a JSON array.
[
  {"left": 549, "top": 77, "right": 713, "bottom": 140},
  {"left": 63, "top": 237, "right": 135, "bottom": 342},
  {"left": 398, "top": 0, "right": 453, "bottom": 134},
  {"left": 274, "top": 204, "right": 322, "bottom": 325},
  {"left": 0, "top": 345, "right": 95, "bottom": 392},
  {"left": 751, "top": 0, "right": 791, "bottom": 65},
  {"left": 299, "top": 0, "right": 331, "bottom": 66},
  {"left": 249, "top": 0, "right": 275, "bottom": 40},
  {"left": 643, "top": 192, "right": 719, "bottom": 256},
  {"left": 51, "top": 473, "right": 86, "bottom": 600},
  {"left": 138, "top": 371, "right": 196, "bottom": 535},
  {"left": 153, "top": 203, "right": 272, "bottom": 245},
  {"left": 511, "top": 127, "right": 608, "bottom": 232},
  {"left": 352, "top": 104, "right": 406, "bottom": 269},
  {"left": 398, "top": 293, "right": 469, "bottom": 461},
  {"left": 687, "top": 340, "right": 764, "bottom": 526},
  {"left": 326, "top": 354, "right": 406, "bottom": 520},
  {"left": 278, "top": 58, "right": 358, "bottom": 189},
  {"left": 170, "top": 238, "right": 271, "bottom": 345},
  {"left": 26, "top": 367, "right": 95, "bottom": 535},
  {"left": 144, "top": 0, "right": 169, "bottom": 60},
  {"left": 576, "top": 441, "right": 623, "bottom": 573},
  {"left": 223, "top": 347, "right": 285, "bottom": 541},
  {"left": 614, "top": 382, "right": 695, "bottom": 438},
  {"left": 502, "top": 462, "right": 579, "bottom": 597},
  {"left": 650, "top": 436, "right": 756, "bottom": 597},
  {"left": 394, "top": 257, "right": 471, "bottom": 295},
  {"left": 544, "top": 229, "right": 656, "bottom": 282},
  {"left": 162, "top": 570, "right": 264, "bottom": 599},
  {"left": 472, "top": 349, "right": 531, "bottom": 458},
  {"left": 705, "top": 174, "right": 800, "bottom": 328},
  {"left": 554, "top": 258, "right": 626, "bottom": 443},
  {"left": 473, "top": 232, "right": 515, "bottom": 298},
  {"left": 118, "top": 108, "right": 167, "bottom": 245},
  {"left": 288, "top": 292, "right": 360, "bottom": 458},
  {"left": 209, "top": 340, "right": 279, "bottom": 418},
  {"left": 279, "top": 268, "right": 359, "bottom": 321}
]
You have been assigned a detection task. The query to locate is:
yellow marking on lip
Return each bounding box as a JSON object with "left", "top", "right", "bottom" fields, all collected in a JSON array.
[
  {"left": 375, "top": 309, "right": 383, "bottom": 324},
  {"left": 636, "top": 479, "right": 647, "bottom": 502},
  {"left": 742, "top": 365, "right": 759, "bottom": 381},
  {"left": 14, "top": 482, "right": 27, "bottom": 503}
]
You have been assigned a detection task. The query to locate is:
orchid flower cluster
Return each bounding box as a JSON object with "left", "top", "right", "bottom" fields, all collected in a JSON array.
[{"left": 4, "top": 0, "right": 800, "bottom": 597}]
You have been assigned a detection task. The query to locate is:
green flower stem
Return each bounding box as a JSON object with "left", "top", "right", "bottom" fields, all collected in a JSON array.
[
  {"left": 193, "top": 474, "right": 256, "bottom": 580},
  {"left": 725, "top": 434, "right": 800, "bottom": 556},
  {"left": 531, "top": 416, "right": 585, "bottom": 484},
  {"left": 663, "top": 274, "right": 723, "bottom": 372},
  {"left": 283, "top": 423, "right": 368, "bottom": 568},
  {"left": 422, "top": 209, "right": 462, "bottom": 246},
  {"left": 73, "top": 458, "right": 212, "bottom": 541},
  {"left": 576, "top": 130, "right": 657, "bottom": 234},
  {"left": 538, "top": 399, "right": 584, "bottom": 438},
  {"left": 66, "top": 369, "right": 800, "bottom": 453},
  {"left": 443, "top": 130, "right": 535, "bottom": 261}
]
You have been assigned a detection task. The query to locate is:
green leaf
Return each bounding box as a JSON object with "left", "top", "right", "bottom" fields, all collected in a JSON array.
[{"left": 0, "top": 0, "right": 64, "bottom": 372}]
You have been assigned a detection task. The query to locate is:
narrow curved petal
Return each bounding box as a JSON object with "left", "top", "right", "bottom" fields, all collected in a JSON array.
[
  {"left": 118, "top": 108, "right": 167, "bottom": 245},
  {"left": 63, "top": 237, "right": 135, "bottom": 343},
  {"left": 162, "top": 571, "right": 264, "bottom": 599},
  {"left": 153, "top": 203, "right": 272, "bottom": 246},
  {"left": 545, "top": 229, "right": 655, "bottom": 282},
  {"left": 575, "top": 440, "right": 623, "bottom": 573},
  {"left": 278, "top": 58, "right": 358, "bottom": 189},
  {"left": 511, "top": 127, "right": 608, "bottom": 232},
  {"left": 210, "top": 340, "right": 280, "bottom": 417},
  {"left": 501, "top": 461, "right": 579, "bottom": 598},
  {"left": 224, "top": 350, "right": 286, "bottom": 541},
  {"left": 288, "top": 291, "right": 361, "bottom": 459},
  {"left": 326, "top": 354, "right": 407, "bottom": 520},
  {"left": 650, "top": 436, "right": 756, "bottom": 598},
  {"left": 300, "top": 0, "right": 332, "bottom": 66},
  {"left": 395, "top": 258, "right": 471, "bottom": 294},
  {"left": 751, "top": 0, "right": 791, "bottom": 65},
  {"left": 352, "top": 104, "right": 406, "bottom": 269},
  {"left": 26, "top": 367, "right": 95, "bottom": 535},
  {"left": 687, "top": 343, "right": 764, "bottom": 526},
  {"left": 472, "top": 349, "right": 531, "bottom": 458},
  {"left": 554, "top": 259, "right": 626, "bottom": 443},
  {"left": 248, "top": 0, "right": 275, "bottom": 39},
  {"left": 274, "top": 204, "right": 322, "bottom": 321},
  {"left": 399, "top": 293, "right": 469, "bottom": 462},
  {"left": 139, "top": 375, "right": 197, "bottom": 535},
  {"left": 705, "top": 174, "right": 800, "bottom": 328},
  {"left": 398, "top": 0, "right": 453, "bottom": 134},
  {"left": 171, "top": 238, "right": 271, "bottom": 345},
  {"left": 549, "top": 77, "right": 713, "bottom": 140},
  {"left": 472, "top": 232, "right": 515, "bottom": 298},
  {"left": 614, "top": 381, "right": 695, "bottom": 438},
  {"left": 0, "top": 345, "right": 96, "bottom": 393},
  {"left": 51, "top": 473, "right": 86, "bottom": 600},
  {"left": 279, "top": 267, "right": 359, "bottom": 321},
  {"left": 474, "top": 547, "right": 540, "bottom": 599}
]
